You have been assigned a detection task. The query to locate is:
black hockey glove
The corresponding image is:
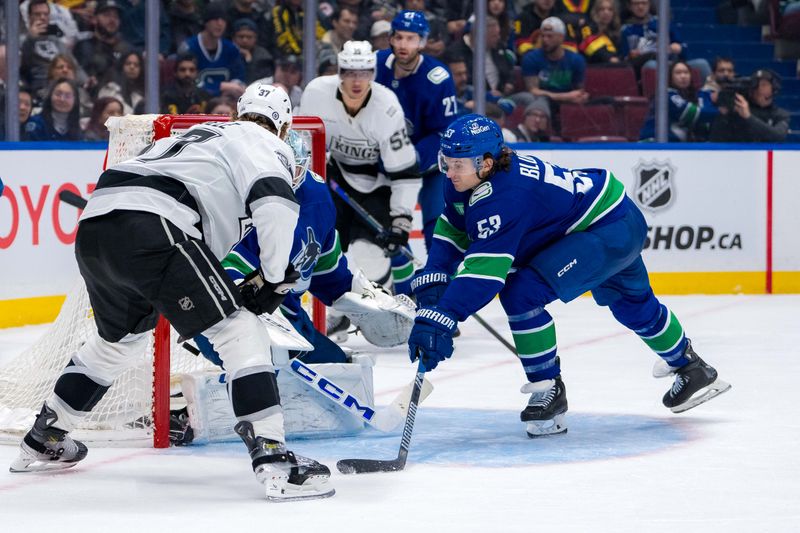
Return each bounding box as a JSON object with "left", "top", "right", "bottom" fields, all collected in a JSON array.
[
  {"left": 376, "top": 215, "right": 412, "bottom": 257},
  {"left": 239, "top": 265, "right": 300, "bottom": 315}
]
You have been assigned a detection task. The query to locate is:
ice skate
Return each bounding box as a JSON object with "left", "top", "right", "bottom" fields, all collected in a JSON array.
[
  {"left": 662, "top": 340, "right": 731, "bottom": 413},
  {"left": 520, "top": 377, "right": 568, "bottom": 437},
  {"left": 235, "top": 421, "right": 334, "bottom": 502},
  {"left": 9, "top": 403, "right": 88, "bottom": 473}
]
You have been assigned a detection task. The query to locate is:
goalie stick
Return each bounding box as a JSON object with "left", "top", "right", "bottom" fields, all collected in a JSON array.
[
  {"left": 328, "top": 178, "right": 519, "bottom": 357},
  {"left": 337, "top": 359, "right": 425, "bottom": 474}
]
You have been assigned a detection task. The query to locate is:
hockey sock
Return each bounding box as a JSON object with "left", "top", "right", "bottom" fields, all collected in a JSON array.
[
  {"left": 635, "top": 304, "right": 689, "bottom": 367},
  {"left": 49, "top": 358, "right": 113, "bottom": 431},
  {"left": 509, "top": 308, "right": 560, "bottom": 382},
  {"left": 390, "top": 254, "right": 414, "bottom": 295}
]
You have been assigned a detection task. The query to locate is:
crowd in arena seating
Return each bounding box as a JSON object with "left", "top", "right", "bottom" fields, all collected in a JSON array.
[{"left": 0, "top": 0, "right": 796, "bottom": 142}]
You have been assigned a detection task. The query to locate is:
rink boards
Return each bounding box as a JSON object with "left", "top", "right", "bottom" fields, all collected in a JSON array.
[{"left": 0, "top": 142, "right": 798, "bottom": 327}]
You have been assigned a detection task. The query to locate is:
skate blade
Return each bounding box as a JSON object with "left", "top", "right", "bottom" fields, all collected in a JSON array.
[
  {"left": 265, "top": 476, "right": 335, "bottom": 502},
  {"left": 525, "top": 414, "right": 568, "bottom": 438},
  {"left": 9, "top": 452, "right": 80, "bottom": 473},
  {"left": 670, "top": 379, "right": 732, "bottom": 413}
]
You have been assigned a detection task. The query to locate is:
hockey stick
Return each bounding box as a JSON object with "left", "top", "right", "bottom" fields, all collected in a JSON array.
[
  {"left": 328, "top": 178, "right": 519, "bottom": 357},
  {"left": 180, "top": 341, "right": 430, "bottom": 433},
  {"left": 59, "top": 190, "right": 88, "bottom": 209},
  {"left": 337, "top": 358, "right": 425, "bottom": 474}
]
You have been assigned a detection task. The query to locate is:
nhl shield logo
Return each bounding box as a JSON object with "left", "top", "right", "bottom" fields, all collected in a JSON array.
[{"left": 633, "top": 160, "right": 675, "bottom": 212}]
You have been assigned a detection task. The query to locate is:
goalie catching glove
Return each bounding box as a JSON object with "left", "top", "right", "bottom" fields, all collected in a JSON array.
[
  {"left": 239, "top": 266, "right": 300, "bottom": 315},
  {"left": 331, "top": 269, "right": 415, "bottom": 347}
]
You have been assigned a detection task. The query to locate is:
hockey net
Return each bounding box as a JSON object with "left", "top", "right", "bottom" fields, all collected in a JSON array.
[{"left": 0, "top": 114, "right": 327, "bottom": 447}]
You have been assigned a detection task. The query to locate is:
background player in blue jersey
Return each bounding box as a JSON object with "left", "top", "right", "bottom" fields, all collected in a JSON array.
[
  {"left": 409, "top": 114, "right": 731, "bottom": 438},
  {"left": 195, "top": 130, "right": 415, "bottom": 368},
  {"left": 374, "top": 10, "right": 459, "bottom": 251}
]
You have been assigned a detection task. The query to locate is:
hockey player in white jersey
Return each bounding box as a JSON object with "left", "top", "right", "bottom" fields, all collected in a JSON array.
[
  {"left": 9, "top": 84, "right": 335, "bottom": 502},
  {"left": 298, "top": 40, "right": 421, "bottom": 300}
]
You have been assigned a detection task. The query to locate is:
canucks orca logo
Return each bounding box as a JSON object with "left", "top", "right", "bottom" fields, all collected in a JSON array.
[{"left": 291, "top": 227, "right": 322, "bottom": 280}]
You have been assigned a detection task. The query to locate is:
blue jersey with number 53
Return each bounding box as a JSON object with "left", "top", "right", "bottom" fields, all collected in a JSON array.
[
  {"left": 426, "top": 153, "right": 629, "bottom": 320},
  {"left": 375, "top": 49, "right": 458, "bottom": 173}
]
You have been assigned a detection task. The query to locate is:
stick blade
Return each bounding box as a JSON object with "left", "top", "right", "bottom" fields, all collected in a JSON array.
[{"left": 336, "top": 458, "right": 405, "bottom": 475}]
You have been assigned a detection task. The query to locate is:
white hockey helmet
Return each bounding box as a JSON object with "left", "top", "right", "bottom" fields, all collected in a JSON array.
[
  {"left": 338, "top": 40, "right": 376, "bottom": 73},
  {"left": 237, "top": 82, "right": 293, "bottom": 136}
]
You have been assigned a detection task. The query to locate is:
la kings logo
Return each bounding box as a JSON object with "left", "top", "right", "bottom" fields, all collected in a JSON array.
[
  {"left": 633, "top": 160, "right": 675, "bottom": 212},
  {"left": 331, "top": 135, "right": 379, "bottom": 160}
]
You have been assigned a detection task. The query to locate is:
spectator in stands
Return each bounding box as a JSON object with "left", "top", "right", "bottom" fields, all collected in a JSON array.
[
  {"left": 206, "top": 96, "right": 235, "bottom": 115},
  {"left": 46, "top": 54, "right": 92, "bottom": 118},
  {"left": 83, "top": 96, "right": 123, "bottom": 141},
  {"left": 179, "top": 3, "right": 247, "bottom": 97},
  {"left": 18, "top": 87, "right": 33, "bottom": 141},
  {"left": 317, "top": 47, "right": 338, "bottom": 76},
  {"left": 273, "top": 54, "right": 303, "bottom": 109},
  {"left": 321, "top": 7, "right": 359, "bottom": 55},
  {"left": 485, "top": 101, "right": 519, "bottom": 142},
  {"left": 621, "top": 0, "right": 711, "bottom": 80},
  {"left": 444, "top": 0, "right": 473, "bottom": 37},
  {"left": 640, "top": 60, "right": 717, "bottom": 142},
  {"left": 335, "top": 0, "right": 376, "bottom": 41},
  {"left": 512, "top": 99, "right": 553, "bottom": 142},
  {"left": 272, "top": 0, "right": 325, "bottom": 59},
  {"left": 223, "top": 0, "right": 273, "bottom": 49},
  {"left": 370, "top": 20, "right": 392, "bottom": 51},
  {"left": 19, "top": 0, "right": 80, "bottom": 50},
  {"left": 24, "top": 78, "right": 83, "bottom": 141},
  {"left": 702, "top": 56, "right": 735, "bottom": 97},
  {"left": 709, "top": 69, "right": 789, "bottom": 143},
  {"left": 579, "top": 0, "right": 622, "bottom": 63},
  {"left": 451, "top": 15, "right": 516, "bottom": 97},
  {"left": 97, "top": 51, "right": 145, "bottom": 115},
  {"left": 162, "top": 53, "right": 213, "bottom": 114},
  {"left": 445, "top": 55, "right": 472, "bottom": 114},
  {"left": 520, "top": 16, "right": 588, "bottom": 119},
  {"left": 489, "top": 0, "right": 516, "bottom": 51},
  {"left": 515, "top": 0, "right": 558, "bottom": 57},
  {"left": 21, "top": 0, "right": 84, "bottom": 98},
  {"left": 168, "top": 0, "right": 204, "bottom": 54},
  {"left": 73, "top": 0, "right": 133, "bottom": 93},
  {"left": 233, "top": 18, "right": 274, "bottom": 83}
]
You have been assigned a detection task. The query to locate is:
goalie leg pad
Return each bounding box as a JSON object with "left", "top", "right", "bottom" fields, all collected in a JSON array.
[{"left": 203, "top": 309, "right": 274, "bottom": 372}]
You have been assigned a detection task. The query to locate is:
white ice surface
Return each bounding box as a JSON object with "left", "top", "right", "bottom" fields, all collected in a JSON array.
[{"left": 1, "top": 295, "right": 799, "bottom": 533}]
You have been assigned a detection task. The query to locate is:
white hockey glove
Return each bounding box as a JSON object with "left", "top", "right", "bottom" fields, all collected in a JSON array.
[{"left": 331, "top": 269, "right": 416, "bottom": 347}]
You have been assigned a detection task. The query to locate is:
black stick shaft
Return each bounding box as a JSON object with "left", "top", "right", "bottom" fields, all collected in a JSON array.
[{"left": 59, "top": 190, "right": 88, "bottom": 209}]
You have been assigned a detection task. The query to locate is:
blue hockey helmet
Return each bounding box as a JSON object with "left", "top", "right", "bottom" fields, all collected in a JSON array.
[
  {"left": 391, "top": 10, "right": 430, "bottom": 38},
  {"left": 439, "top": 114, "right": 504, "bottom": 172}
]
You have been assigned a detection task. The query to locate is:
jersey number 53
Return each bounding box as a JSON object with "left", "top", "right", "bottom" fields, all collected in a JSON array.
[{"left": 476, "top": 215, "right": 501, "bottom": 239}]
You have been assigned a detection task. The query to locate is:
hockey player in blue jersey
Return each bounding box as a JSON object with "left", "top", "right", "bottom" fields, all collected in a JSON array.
[
  {"left": 374, "top": 10, "right": 458, "bottom": 251},
  {"left": 194, "top": 130, "right": 415, "bottom": 370},
  {"left": 409, "top": 114, "right": 731, "bottom": 437}
]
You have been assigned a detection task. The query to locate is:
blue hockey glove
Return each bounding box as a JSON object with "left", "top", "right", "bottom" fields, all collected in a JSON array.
[
  {"left": 408, "top": 307, "right": 458, "bottom": 372},
  {"left": 410, "top": 271, "right": 449, "bottom": 308}
]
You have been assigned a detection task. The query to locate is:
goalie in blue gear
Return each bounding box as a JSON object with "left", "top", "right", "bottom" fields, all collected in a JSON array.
[
  {"left": 195, "top": 130, "right": 415, "bottom": 369},
  {"left": 375, "top": 10, "right": 458, "bottom": 251},
  {"left": 409, "top": 114, "right": 731, "bottom": 438}
]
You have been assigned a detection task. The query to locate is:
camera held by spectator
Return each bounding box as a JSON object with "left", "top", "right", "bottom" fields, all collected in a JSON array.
[
  {"left": 710, "top": 69, "right": 789, "bottom": 143},
  {"left": 715, "top": 76, "right": 752, "bottom": 112}
]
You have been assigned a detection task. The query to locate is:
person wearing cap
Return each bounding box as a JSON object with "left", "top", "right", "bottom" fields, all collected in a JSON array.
[
  {"left": 374, "top": 10, "right": 457, "bottom": 253},
  {"left": 179, "top": 2, "right": 246, "bottom": 96},
  {"left": 73, "top": 0, "right": 133, "bottom": 86},
  {"left": 512, "top": 100, "right": 553, "bottom": 142},
  {"left": 370, "top": 20, "right": 392, "bottom": 51},
  {"left": 520, "top": 15, "right": 589, "bottom": 121},
  {"left": 233, "top": 18, "right": 274, "bottom": 83},
  {"left": 321, "top": 6, "right": 359, "bottom": 55},
  {"left": 710, "top": 69, "right": 789, "bottom": 143}
]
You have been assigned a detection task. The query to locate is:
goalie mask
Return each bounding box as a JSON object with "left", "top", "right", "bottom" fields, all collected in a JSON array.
[
  {"left": 237, "top": 83, "right": 293, "bottom": 137},
  {"left": 285, "top": 130, "right": 310, "bottom": 190}
]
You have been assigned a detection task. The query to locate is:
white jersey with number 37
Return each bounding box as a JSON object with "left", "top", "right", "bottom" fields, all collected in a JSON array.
[{"left": 80, "top": 121, "right": 298, "bottom": 284}]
